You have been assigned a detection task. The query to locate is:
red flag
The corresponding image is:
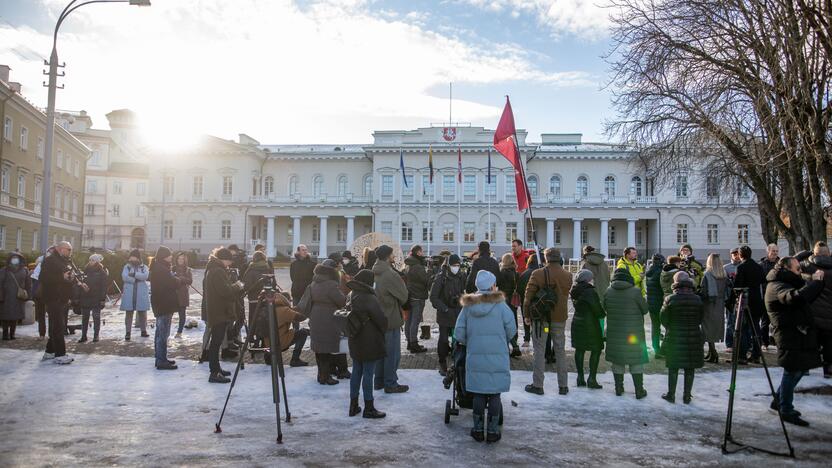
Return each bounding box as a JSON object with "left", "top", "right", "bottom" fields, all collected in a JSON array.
[
  {"left": 493, "top": 96, "right": 529, "bottom": 211},
  {"left": 457, "top": 145, "right": 462, "bottom": 183}
]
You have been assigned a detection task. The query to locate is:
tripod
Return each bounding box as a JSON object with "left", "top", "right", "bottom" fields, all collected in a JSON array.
[
  {"left": 722, "top": 288, "right": 794, "bottom": 457},
  {"left": 214, "top": 287, "right": 291, "bottom": 444}
]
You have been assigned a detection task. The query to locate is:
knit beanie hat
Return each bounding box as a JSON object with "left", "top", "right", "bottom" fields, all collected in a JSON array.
[
  {"left": 214, "top": 248, "right": 233, "bottom": 261},
  {"left": 673, "top": 271, "right": 690, "bottom": 284},
  {"left": 475, "top": 270, "right": 497, "bottom": 292},
  {"left": 128, "top": 249, "right": 141, "bottom": 260},
  {"left": 89, "top": 253, "right": 104, "bottom": 264},
  {"left": 576, "top": 269, "right": 594, "bottom": 283},
  {"left": 613, "top": 268, "right": 635, "bottom": 284},
  {"left": 155, "top": 246, "right": 172, "bottom": 260},
  {"left": 652, "top": 253, "right": 665, "bottom": 264},
  {"left": 375, "top": 244, "right": 393, "bottom": 261},
  {"left": 447, "top": 254, "right": 462, "bottom": 266},
  {"left": 322, "top": 258, "right": 339, "bottom": 269}
]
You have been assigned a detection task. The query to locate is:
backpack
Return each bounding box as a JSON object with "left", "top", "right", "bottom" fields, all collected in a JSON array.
[{"left": 529, "top": 268, "right": 558, "bottom": 323}]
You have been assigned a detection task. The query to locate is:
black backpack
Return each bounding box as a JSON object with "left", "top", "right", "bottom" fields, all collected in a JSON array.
[{"left": 529, "top": 268, "right": 558, "bottom": 323}]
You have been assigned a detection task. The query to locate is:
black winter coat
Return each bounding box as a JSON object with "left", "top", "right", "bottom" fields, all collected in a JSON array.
[
  {"left": 403, "top": 255, "right": 430, "bottom": 300},
  {"left": 465, "top": 254, "right": 500, "bottom": 294},
  {"left": 78, "top": 265, "right": 109, "bottom": 309},
  {"left": 516, "top": 265, "right": 538, "bottom": 307},
  {"left": 308, "top": 264, "right": 347, "bottom": 354},
  {"left": 343, "top": 258, "right": 360, "bottom": 277},
  {"left": 242, "top": 260, "right": 271, "bottom": 301},
  {"left": 40, "top": 254, "right": 74, "bottom": 305},
  {"left": 765, "top": 268, "right": 825, "bottom": 371},
  {"left": 645, "top": 263, "right": 664, "bottom": 315},
  {"left": 430, "top": 265, "right": 467, "bottom": 327},
  {"left": 0, "top": 265, "right": 31, "bottom": 321},
  {"left": 289, "top": 254, "right": 317, "bottom": 305},
  {"left": 204, "top": 257, "right": 242, "bottom": 327},
  {"left": 150, "top": 259, "right": 181, "bottom": 317},
  {"left": 497, "top": 267, "right": 518, "bottom": 302},
  {"left": 660, "top": 279, "right": 704, "bottom": 369},
  {"left": 570, "top": 281, "right": 605, "bottom": 352},
  {"left": 346, "top": 282, "right": 388, "bottom": 362},
  {"left": 734, "top": 259, "right": 766, "bottom": 319},
  {"left": 799, "top": 255, "right": 832, "bottom": 332}
]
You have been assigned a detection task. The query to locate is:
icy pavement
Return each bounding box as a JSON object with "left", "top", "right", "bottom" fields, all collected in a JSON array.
[{"left": 0, "top": 348, "right": 830, "bottom": 467}]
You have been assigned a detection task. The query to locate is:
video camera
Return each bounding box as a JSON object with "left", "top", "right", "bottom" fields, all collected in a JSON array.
[{"left": 66, "top": 262, "right": 88, "bottom": 284}]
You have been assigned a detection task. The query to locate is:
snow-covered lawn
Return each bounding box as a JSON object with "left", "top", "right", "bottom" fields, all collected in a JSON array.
[{"left": 0, "top": 348, "right": 830, "bottom": 467}]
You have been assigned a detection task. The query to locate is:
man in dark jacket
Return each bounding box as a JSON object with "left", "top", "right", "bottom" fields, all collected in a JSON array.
[
  {"left": 290, "top": 244, "right": 316, "bottom": 307},
  {"left": 149, "top": 246, "right": 181, "bottom": 370},
  {"left": 759, "top": 243, "right": 780, "bottom": 347},
  {"left": 41, "top": 241, "right": 86, "bottom": 364},
  {"left": 799, "top": 242, "right": 832, "bottom": 378},
  {"left": 645, "top": 253, "right": 665, "bottom": 357},
  {"left": 403, "top": 245, "right": 430, "bottom": 353},
  {"left": 765, "top": 257, "right": 825, "bottom": 426},
  {"left": 734, "top": 245, "right": 766, "bottom": 363},
  {"left": 372, "top": 245, "right": 409, "bottom": 393},
  {"left": 465, "top": 241, "right": 500, "bottom": 294},
  {"left": 77, "top": 254, "right": 108, "bottom": 343},
  {"left": 429, "top": 254, "right": 467, "bottom": 375},
  {"left": 342, "top": 250, "right": 360, "bottom": 277},
  {"left": 204, "top": 248, "right": 245, "bottom": 383}
]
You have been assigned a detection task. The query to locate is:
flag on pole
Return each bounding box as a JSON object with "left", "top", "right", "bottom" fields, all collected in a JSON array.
[
  {"left": 399, "top": 147, "right": 408, "bottom": 187},
  {"left": 457, "top": 145, "right": 462, "bottom": 183},
  {"left": 487, "top": 147, "right": 492, "bottom": 184},
  {"left": 493, "top": 96, "right": 530, "bottom": 211},
  {"left": 428, "top": 145, "right": 434, "bottom": 184}
]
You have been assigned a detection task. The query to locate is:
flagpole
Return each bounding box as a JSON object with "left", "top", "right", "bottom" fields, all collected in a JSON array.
[
  {"left": 513, "top": 127, "right": 541, "bottom": 265},
  {"left": 457, "top": 144, "right": 462, "bottom": 256},
  {"left": 487, "top": 148, "right": 492, "bottom": 245},
  {"left": 398, "top": 170, "right": 403, "bottom": 249}
]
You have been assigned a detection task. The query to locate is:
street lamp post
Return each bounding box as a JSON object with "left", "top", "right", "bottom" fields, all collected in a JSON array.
[{"left": 39, "top": 0, "right": 150, "bottom": 254}]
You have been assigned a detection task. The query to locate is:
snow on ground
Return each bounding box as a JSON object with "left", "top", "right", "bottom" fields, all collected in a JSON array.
[{"left": 0, "top": 348, "right": 830, "bottom": 467}]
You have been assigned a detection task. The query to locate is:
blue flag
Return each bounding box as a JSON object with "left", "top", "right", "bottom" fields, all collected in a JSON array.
[
  {"left": 400, "top": 148, "right": 408, "bottom": 187},
  {"left": 487, "top": 147, "right": 492, "bottom": 184}
]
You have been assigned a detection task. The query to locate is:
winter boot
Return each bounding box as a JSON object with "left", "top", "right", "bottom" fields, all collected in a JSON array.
[
  {"left": 575, "top": 353, "right": 586, "bottom": 387},
  {"left": 125, "top": 333, "right": 131, "bottom": 341},
  {"left": 78, "top": 335, "right": 88, "bottom": 343},
  {"left": 470, "top": 413, "right": 485, "bottom": 442},
  {"left": 633, "top": 374, "right": 648, "bottom": 399},
  {"left": 335, "top": 354, "right": 352, "bottom": 379},
  {"left": 363, "top": 400, "right": 386, "bottom": 419},
  {"left": 510, "top": 346, "right": 522, "bottom": 358},
  {"left": 420, "top": 325, "right": 431, "bottom": 340},
  {"left": 587, "top": 352, "right": 602, "bottom": 389},
  {"left": 682, "top": 369, "right": 695, "bottom": 404},
  {"left": 349, "top": 398, "right": 362, "bottom": 417},
  {"left": 92, "top": 333, "right": 99, "bottom": 343},
  {"left": 614, "top": 373, "right": 625, "bottom": 396},
  {"left": 209, "top": 371, "right": 230, "bottom": 384},
  {"left": 823, "top": 364, "right": 831, "bottom": 379},
  {"left": 198, "top": 349, "right": 208, "bottom": 363},
  {"left": 662, "top": 369, "right": 678, "bottom": 404},
  {"left": 486, "top": 415, "right": 501, "bottom": 443},
  {"left": 438, "top": 358, "right": 448, "bottom": 377},
  {"left": 317, "top": 355, "right": 339, "bottom": 385}
]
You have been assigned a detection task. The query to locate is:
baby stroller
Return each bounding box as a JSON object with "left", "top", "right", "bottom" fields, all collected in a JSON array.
[{"left": 443, "top": 341, "right": 503, "bottom": 426}]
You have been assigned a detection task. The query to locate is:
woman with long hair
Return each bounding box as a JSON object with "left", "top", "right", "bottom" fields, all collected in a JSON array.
[
  {"left": 497, "top": 253, "right": 521, "bottom": 358},
  {"left": 701, "top": 254, "right": 727, "bottom": 363}
]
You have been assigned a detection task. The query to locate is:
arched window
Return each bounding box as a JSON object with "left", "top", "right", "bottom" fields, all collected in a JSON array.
[
  {"left": 363, "top": 174, "right": 373, "bottom": 196},
  {"left": 549, "top": 175, "right": 561, "bottom": 196},
  {"left": 313, "top": 175, "right": 324, "bottom": 197},
  {"left": 337, "top": 175, "right": 348, "bottom": 197},
  {"left": 630, "top": 176, "right": 643, "bottom": 196},
  {"left": 604, "top": 175, "right": 616, "bottom": 196},
  {"left": 527, "top": 175, "right": 538, "bottom": 197},
  {"left": 264, "top": 176, "right": 274, "bottom": 195},
  {"left": 288, "top": 175, "right": 299, "bottom": 195},
  {"left": 576, "top": 175, "right": 588, "bottom": 197}
]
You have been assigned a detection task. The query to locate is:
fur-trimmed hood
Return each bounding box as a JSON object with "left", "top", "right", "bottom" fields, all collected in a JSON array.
[
  {"left": 313, "top": 263, "right": 340, "bottom": 283},
  {"left": 461, "top": 290, "right": 505, "bottom": 307}
]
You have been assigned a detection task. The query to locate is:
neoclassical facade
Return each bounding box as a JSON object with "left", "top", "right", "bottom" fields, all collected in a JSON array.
[{"left": 144, "top": 126, "right": 766, "bottom": 260}]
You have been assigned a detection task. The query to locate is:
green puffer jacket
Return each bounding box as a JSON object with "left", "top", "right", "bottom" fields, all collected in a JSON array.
[
  {"left": 603, "top": 271, "right": 649, "bottom": 366},
  {"left": 372, "top": 260, "right": 409, "bottom": 330},
  {"left": 660, "top": 264, "right": 680, "bottom": 298}
]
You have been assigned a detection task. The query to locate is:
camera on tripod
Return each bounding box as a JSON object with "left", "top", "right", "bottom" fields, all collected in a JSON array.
[{"left": 66, "top": 263, "right": 88, "bottom": 284}]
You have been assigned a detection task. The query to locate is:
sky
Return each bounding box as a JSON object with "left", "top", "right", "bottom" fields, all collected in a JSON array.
[{"left": 0, "top": 0, "right": 617, "bottom": 145}]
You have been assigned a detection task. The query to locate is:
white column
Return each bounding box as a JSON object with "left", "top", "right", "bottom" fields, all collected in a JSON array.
[
  {"left": 346, "top": 216, "right": 355, "bottom": 248},
  {"left": 292, "top": 215, "right": 301, "bottom": 253},
  {"left": 572, "top": 218, "right": 583, "bottom": 261},
  {"left": 266, "top": 216, "right": 275, "bottom": 258},
  {"left": 546, "top": 218, "right": 555, "bottom": 248},
  {"left": 599, "top": 218, "right": 610, "bottom": 257},
  {"left": 627, "top": 218, "right": 637, "bottom": 248},
  {"left": 318, "top": 215, "right": 328, "bottom": 259}
]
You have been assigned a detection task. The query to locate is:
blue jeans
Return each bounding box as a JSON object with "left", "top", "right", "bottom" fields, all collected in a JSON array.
[
  {"left": 778, "top": 370, "right": 806, "bottom": 415},
  {"left": 351, "top": 359, "right": 379, "bottom": 400},
  {"left": 406, "top": 299, "right": 425, "bottom": 344},
  {"left": 154, "top": 314, "right": 172, "bottom": 366},
  {"left": 177, "top": 307, "right": 187, "bottom": 334},
  {"left": 375, "top": 329, "right": 401, "bottom": 388}
]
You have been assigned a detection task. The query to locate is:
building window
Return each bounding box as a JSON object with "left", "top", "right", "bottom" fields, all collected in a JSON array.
[
  {"left": 163, "top": 176, "right": 175, "bottom": 198},
  {"left": 675, "top": 175, "right": 688, "bottom": 199},
  {"left": 554, "top": 223, "right": 561, "bottom": 244},
  {"left": 264, "top": 176, "right": 274, "bottom": 195},
  {"left": 312, "top": 175, "right": 324, "bottom": 198},
  {"left": 443, "top": 174, "right": 456, "bottom": 202},
  {"left": 37, "top": 138, "right": 44, "bottom": 159},
  {"left": 707, "top": 224, "right": 719, "bottom": 244},
  {"left": 484, "top": 222, "right": 496, "bottom": 242},
  {"left": 86, "top": 180, "right": 96, "bottom": 194},
  {"left": 90, "top": 150, "right": 101, "bottom": 166},
  {"left": 56, "top": 149, "right": 63, "bottom": 169},
  {"left": 636, "top": 227, "right": 643, "bottom": 246},
  {"left": 706, "top": 177, "right": 719, "bottom": 199},
  {"left": 401, "top": 175, "right": 414, "bottom": 199},
  {"left": 15, "top": 227, "right": 21, "bottom": 250},
  {"left": 527, "top": 175, "right": 538, "bottom": 197},
  {"left": 312, "top": 224, "right": 320, "bottom": 242},
  {"left": 737, "top": 224, "right": 749, "bottom": 244},
  {"left": 337, "top": 224, "right": 346, "bottom": 243},
  {"left": 135, "top": 205, "right": 144, "bottom": 217},
  {"left": 19, "top": 126, "right": 28, "bottom": 150},
  {"left": 73, "top": 160, "right": 79, "bottom": 178},
  {"left": 581, "top": 225, "right": 588, "bottom": 245},
  {"left": 505, "top": 176, "right": 516, "bottom": 201},
  {"left": 17, "top": 174, "right": 25, "bottom": 199},
  {"left": 401, "top": 222, "right": 413, "bottom": 242},
  {"left": 737, "top": 182, "right": 750, "bottom": 199},
  {"left": 335, "top": 175, "right": 347, "bottom": 198},
  {"left": 549, "top": 175, "right": 562, "bottom": 197},
  {"left": 136, "top": 182, "right": 146, "bottom": 196},
  {"left": 3, "top": 117, "right": 11, "bottom": 141},
  {"left": 422, "top": 178, "right": 435, "bottom": 202},
  {"left": 163, "top": 220, "right": 173, "bottom": 239},
  {"left": 676, "top": 223, "right": 689, "bottom": 244},
  {"left": 363, "top": 174, "right": 372, "bottom": 197},
  {"left": 576, "top": 175, "right": 588, "bottom": 197},
  {"left": 0, "top": 166, "right": 7, "bottom": 193},
  {"left": 382, "top": 175, "right": 393, "bottom": 198},
  {"left": 463, "top": 175, "right": 476, "bottom": 201},
  {"left": 442, "top": 223, "right": 455, "bottom": 243},
  {"left": 505, "top": 222, "right": 518, "bottom": 243},
  {"left": 289, "top": 175, "right": 299, "bottom": 195},
  {"left": 608, "top": 226, "right": 617, "bottom": 246},
  {"left": 192, "top": 176, "right": 203, "bottom": 197},
  {"left": 111, "top": 204, "right": 120, "bottom": 217},
  {"left": 222, "top": 176, "right": 233, "bottom": 196},
  {"left": 464, "top": 222, "right": 475, "bottom": 242},
  {"left": 221, "top": 220, "right": 232, "bottom": 240},
  {"left": 381, "top": 221, "right": 393, "bottom": 237},
  {"left": 0, "top": 225, "right": 4, "bottom": 250},
  {"left": 422, "top": 221, "right": 433, "bottom": 242},
  {"left": 604, "top": 176, "right": 616, "bottom": 197},
  {"left": 192, "top": 220, "right": 202, "bottom": 240},
  {"left": 113, "top": 181, "right": 122, "bottom": 195},
  {"left": 32, "top": 229, "right": 38, "bottom": 251},
  {"left": 485, "top": 177, "right": 496, "bottom": 201},
  {"left": 34, "top": 179, "right": 41, "bottom": 203},
  {"left": 85, "top": 228, "right": 95, "bottom": 241},
  {"left": 85, "top": 204, "right": 95, "bottom": 216}
]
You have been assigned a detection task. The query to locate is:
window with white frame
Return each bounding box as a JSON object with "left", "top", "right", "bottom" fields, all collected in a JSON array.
[
  {"left": 71, "top": 194, "right": 78, "bottom": 215},
  {"left": 401, "top": 222, "right": 413, "bottom": 242},
  {"left": 312, "top": 224, "right": 320, "bottom": 242},
  {"left": 737, "top": 224, "right": 749, "bottom": 244},
  {"left": 192, "top": 220, "right": 203, "bottom": 239},
  {"left": 527, "top": 175, "right": 538, "bottom": 197},
  {"left": 442, "top": 223, "right": 455, "bottom": 242},
  {"left": 85, "top": 228, "right": 95, "bottom": 241},
  {"left": 636, "top": 227, "right": 643, "bottom": 246},
  {"left": 707, "top": 224, "right": 719, "bottom": 244},
  {"left": 402, "top": 175, "right": 414, "bottom": 199},
  {"left": 65, "top": 157, "right": 72, "bottom": 174},
  {"left": 363, "top": 174, "right": 372, "bottom": 197},
  {"left": 576, "top": 175, "right": 588, "bottom": 197},
  {"left": 484, "top": 177, "right": 496, "bottom": 201},
  {"left": 381, "top": 175, "right": 393, "bottom": 198},
  {"left": 111, "top": 204, "right": 120, "bottom": 217},
  {"left": 313, "top": 175, "right": 323, "bottom": 197},
  {"left": 264, "top": 176, "right": 274, "bottom": 195},
  {"left": 15, "top": 227, "right": 21, "bottom": 250},
  {"left": 463, "top": 175, "right": 476, "bottom": 201},
  {"left": 706, "top": 177, "right": 719, "bottom": 199},
  {"left": 135, "top": 205, "right": 144, "bottom": 217},
  {"left": 163, "top": 176, "right": 174, "bottom": 198},
  {"left": 422, "top": 221, "right": 433, "bottom": 242},
  {"left": 443, "top": 174, "right": 456, "bottom": 202},
  {"left": 464, "top": 222, "right": 476, "bottom": 242},
  {"left": 136, "top": 182, "right": 146, "bottom": 196},
  {"left": 604, "top": 175, "right": 616, "bottom": 196},
  {"left": 484, "top": 222, "right": 496, "bottom": 242},
  {"left": 0, "top": 225, "right": 5, "bottom": 250},
  {"left": 675, "top": 175, "right": 689, "bottom": 199},
  {"left": 34, "top": 179, "right": 41, "bottom": 203},
  {"left": 85, "top": 204, "right": 95, "bottom": 216},
  {"left": 505, "top": 175, "right": 516, "bottom": 201},
  {"left": 86, "top": 180, "right": 97, "bottom": 194},
  {"left": 289, "top": 175, "right": 299, "bottom": 195},
  {"left": 251, "top": 177, "right": 260, "bottom": 197},
  {"left": 56, "top": 149, "right": 63, "bottom": 169},
  {"left": 335, "top": 224, "right": 345, "bottom": 243},
  {"left": 1, "top": 166, "right": 9, "bottom": 193},
  {"left": 90, "top": 150, "right": 101, "bottom": 166},
  {"left": 19, "top": 126, "right": 28, "bottom": 150},
  {"left": 32, "top": 229, "right": 38, "bottom": 251},
  {"left": 550, "top": 175, "right": 562, "bottom": 197},
  {"left": 609, "top": 225, "right": 617, "bottom": 245},
  {"left": 676, "top": 223, "right": 689, "bottom": 244},
  {"left": 381, "top": 221, "right": 393, "bottom": 237},
  {"left": 113, "top": 181, "right": 122, "bottom": 195},
  {"left": 222, "top": 176, "right": 233, "bottom": 196},
  {"left": 3, "top": 117, "right": 11, "bottom": 141},
  {"left": 554, "top": 222, "right": 561, "bottom": 244},
  {"left": 221, "top": 220, "right": 232, "bottom": 239},
  {"left": 581, "top": 225, "right": 588, "bottom": 245},
  {"left": 163, "top": 220, "right": 173, "bottom": 239},
  {"left": 737, "top": 182, "right": 750, "bottom": 199},
  {"left": 17, "top": 174, "right": 25, "bottom": 199},
  {"left": 37, "top": 137, "right": 44, "bottom": 159},
  {"left": 505, "top": 222, "right": 518, "bottom": 242},
  {"left": 337, "top": 175, "right": 348, "bottom": 197}
]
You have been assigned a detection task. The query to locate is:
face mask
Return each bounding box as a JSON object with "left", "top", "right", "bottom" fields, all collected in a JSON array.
[
  {"left": 450, "top": 266, "right": 460, "bottom": 274},
  {"left": 10, "top": 258, "right": 20, "bottom": 266},
  {"left": 342, "top": 258, "right": 349, "bottom": 264}
]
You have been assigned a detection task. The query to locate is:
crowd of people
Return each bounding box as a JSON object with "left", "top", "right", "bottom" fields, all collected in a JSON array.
[{"left": 1, "top": 237, "right": 830, "bottom": 439}]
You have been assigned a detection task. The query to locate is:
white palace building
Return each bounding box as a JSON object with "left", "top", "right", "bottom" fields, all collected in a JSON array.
[{"left": 143, "top": 126, "right": 765, "bottom": 261}]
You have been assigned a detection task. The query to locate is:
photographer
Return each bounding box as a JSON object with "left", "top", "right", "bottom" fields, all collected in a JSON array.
[
  {"left": 204, "top": 248, "right": 245, "bottom": 383},
  {"left": 678, "top": 244, "right": 704, "bottom": 289},
  {"left": 40, "top": 242, "right": 86, "bottom": 364},
  {"left": 149, "top": 246, "right": 182, "bottom": 370},
  {"left": 77, "top": 254, "right": 108, "bottom": 343},
  {"left": 765, "top": 257, "right": 825, "bottom": 426},
  {"left": 121, "top": 249, "right": 149, "bottom": 341}
]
